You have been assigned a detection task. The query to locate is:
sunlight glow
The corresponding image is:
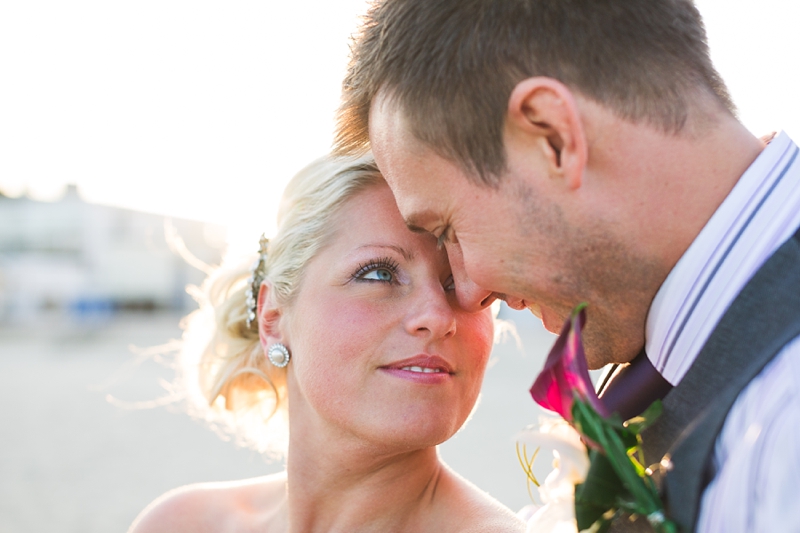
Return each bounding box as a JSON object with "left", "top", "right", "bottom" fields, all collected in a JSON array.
[
  {"left": 0, "top": 0, "right": 370, "bottom": 256},
  {"left": 1, "top": 0, "right": 798, "bottom": 257},
  {"left": 697, "top": 0, "right": 800, "bottom": 139}
]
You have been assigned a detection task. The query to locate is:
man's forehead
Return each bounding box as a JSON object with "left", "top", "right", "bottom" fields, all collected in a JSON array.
[
  {"left": 368, "top": 92, "right": 460, "bottom": 230},
  {"left": 369, "top": 92, "right": 427, "bottom": 155},
  {"left": 384, "top": 177, "right": 445, "bottom": 229},
  {"left": 369, "top": 94, "right": 492, "bottom": 195},
  {"left": 370, "top": 99, "right": 431, "bottom": 190}
]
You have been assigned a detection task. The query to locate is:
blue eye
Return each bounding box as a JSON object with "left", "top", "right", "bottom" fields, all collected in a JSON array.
[
  {"left": 353, "top": 257, "right": 400, "bottom": 283},
  {"left": 362, "top": 268, "right": 394, "bottom": 282}
]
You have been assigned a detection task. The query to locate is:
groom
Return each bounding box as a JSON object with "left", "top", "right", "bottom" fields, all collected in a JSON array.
[{"left": 335, "top": 0, "right": 800, "bottom": 531}]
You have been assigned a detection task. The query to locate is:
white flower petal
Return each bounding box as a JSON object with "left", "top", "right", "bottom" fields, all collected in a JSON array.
[
  {"left": 525, "top": 502, "right": 579, "bottom": 533},
  {"left": 517, "top": 416, "right": 588, "bottom": 532},
  {"left": 517, "top": 419, "right": 590, "bottom": 487},
  {"left": 517, "top": 503, "right": 542, "bottom": 522}
]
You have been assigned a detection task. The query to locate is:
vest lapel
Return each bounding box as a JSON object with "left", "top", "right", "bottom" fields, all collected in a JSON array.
[
  {"left": 603, "top": 227, "right": 800, "bottom": 532},
  {"left": 663, "top": 227, "right": 800, "bottom": 531}
]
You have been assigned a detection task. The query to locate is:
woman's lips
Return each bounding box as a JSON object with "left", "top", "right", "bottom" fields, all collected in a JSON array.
[
  {"left": 380, "top": 355, "right": 454, "bottom": 383},
  {"left": 398, "top": 365, "right": 445, "bottom": 373}
]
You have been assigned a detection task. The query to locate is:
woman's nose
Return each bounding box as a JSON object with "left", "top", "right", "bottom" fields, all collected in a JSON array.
[
  {"left": 446, "top": 242, "right": 497, "bottom": 312},
  {"left": 404, "top": 283, "right": 457, "bottom": 339}
]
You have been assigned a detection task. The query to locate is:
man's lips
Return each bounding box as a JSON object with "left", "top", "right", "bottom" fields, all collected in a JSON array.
[
  {"left": 380, "top": 355, "right": 454, "bottom": 374},
  {"left": 497, "top": 295, "right": 562, "bottom": 333},
  {"left": 501, "top": 294, "right": 529, "bottom": 311}
]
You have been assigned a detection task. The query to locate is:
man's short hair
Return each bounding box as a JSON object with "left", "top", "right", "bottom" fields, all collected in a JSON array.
[{"left": 335, "top": 0, "right": 734, "bottom": 185}]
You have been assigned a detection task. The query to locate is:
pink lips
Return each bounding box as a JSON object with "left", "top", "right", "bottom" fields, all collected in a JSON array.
[{"left": 380, "top": 355, "right": 454, "bottom": 384}]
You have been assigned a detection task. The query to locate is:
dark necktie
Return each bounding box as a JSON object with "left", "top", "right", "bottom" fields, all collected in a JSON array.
[
  {"left": 594, "top": 352, "right": 675, "bottom": 532},
  {"left": 596, "top": 350, "right": 673, "bottom": 421}
]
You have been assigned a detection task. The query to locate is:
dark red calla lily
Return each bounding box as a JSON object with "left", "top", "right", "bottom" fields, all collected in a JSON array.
[{"left": 530, "top": 304, "right": 609, "bottom": 421}]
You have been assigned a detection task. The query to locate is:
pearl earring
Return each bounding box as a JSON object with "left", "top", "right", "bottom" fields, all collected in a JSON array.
[{"left": 267, "top": 343, "right": 291, "bottom": 368}]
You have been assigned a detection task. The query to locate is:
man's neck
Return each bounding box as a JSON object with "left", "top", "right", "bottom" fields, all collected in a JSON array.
[
  {"left": 574, "top": 95, "right": 763, "bottom": 366},
  {"left": 597, "top": 107, "right": 763, "bottom": 275}
]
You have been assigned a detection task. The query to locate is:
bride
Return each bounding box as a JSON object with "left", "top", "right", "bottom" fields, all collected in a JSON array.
[{"left": 129, "top": 154, "right": 525, "bottom": 532}]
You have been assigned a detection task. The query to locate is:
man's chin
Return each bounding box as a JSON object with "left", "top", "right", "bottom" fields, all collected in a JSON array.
[
  {"left": 501, "top": 297, "right": 566, "bottom": 334},
  {"left": 515, "top": 301, "right": 562, "bottom": 334},
  {"left": 538, "top": 307, "right": 565, "bottom": 334}
]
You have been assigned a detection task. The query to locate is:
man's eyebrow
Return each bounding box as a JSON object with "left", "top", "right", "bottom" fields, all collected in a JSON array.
[
  {"left": 405, "top": 223, "right": 430, "bottom": 234},
  {"left": 403, "top": 212, "right": 437, "bottom": 234},
  {"left": 357, "top": 244, "right": 414, "bottom": 261}
]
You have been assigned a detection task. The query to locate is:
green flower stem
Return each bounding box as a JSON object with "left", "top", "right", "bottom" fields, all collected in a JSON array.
[{"left": 572, "top": 400, "right": 677, "bottom": 533}]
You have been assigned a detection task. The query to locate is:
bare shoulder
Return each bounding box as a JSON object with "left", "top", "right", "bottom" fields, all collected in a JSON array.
[
  {"left": 439, "top": 467, "right": 526, "bottom": 533},
  {"left": 454, "top": 496, "right": 526, "bottom": 533},
  {"left": 127, "top": 472, "right": 287, "bottom": 533}
]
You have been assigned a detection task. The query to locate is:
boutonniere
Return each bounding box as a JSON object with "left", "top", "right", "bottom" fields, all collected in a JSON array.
[{"left": 519, "top": 304, "right": 678, "bottom": 533}]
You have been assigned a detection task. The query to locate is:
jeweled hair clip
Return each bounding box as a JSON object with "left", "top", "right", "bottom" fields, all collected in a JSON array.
[{"left": 245, "top": 234, "right": 269, "bottom": 329}]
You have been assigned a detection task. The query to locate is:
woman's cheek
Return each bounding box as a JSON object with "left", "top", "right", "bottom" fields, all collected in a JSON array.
[
  {"left": 303, "top": 295, "right": 394, "bottom": 367},
  {"left": 460, "top": 310, "right": 494, "bottom": 363}
]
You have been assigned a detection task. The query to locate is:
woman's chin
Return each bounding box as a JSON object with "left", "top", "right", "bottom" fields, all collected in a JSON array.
[{"left": 360, "top": 409, "right": 465, "bottom": 452}]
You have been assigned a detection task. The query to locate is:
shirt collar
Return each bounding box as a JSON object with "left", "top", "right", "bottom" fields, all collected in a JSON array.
[{"left": 646, "top": 132, "right": 800, "bottom": 385}]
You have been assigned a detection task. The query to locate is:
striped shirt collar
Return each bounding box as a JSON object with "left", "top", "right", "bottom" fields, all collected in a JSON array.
[{"left": 646, "top": 131, "right": 800, "bottom": 386}]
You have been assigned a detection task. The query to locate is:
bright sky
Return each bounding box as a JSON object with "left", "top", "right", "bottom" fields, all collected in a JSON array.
[{"left": 1, "top": 0, "right": 799, "bottom": 254}]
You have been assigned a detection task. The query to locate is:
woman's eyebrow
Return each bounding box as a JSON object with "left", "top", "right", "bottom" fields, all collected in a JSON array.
[{"left": 357, "top": 244, "right": 414, "bottom": 261}]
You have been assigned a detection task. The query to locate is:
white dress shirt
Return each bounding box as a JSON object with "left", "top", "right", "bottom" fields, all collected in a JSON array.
[{"left": 645, "top": 131, "right": 800, "bottom": 532}]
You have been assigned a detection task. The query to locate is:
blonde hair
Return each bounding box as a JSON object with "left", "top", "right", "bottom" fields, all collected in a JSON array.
[{"left": 179, "top": 153, "right": 384, "bottom": 456}]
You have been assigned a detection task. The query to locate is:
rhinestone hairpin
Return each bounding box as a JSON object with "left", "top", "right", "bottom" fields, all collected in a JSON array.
[{"left": 245, "top": 234, "right": 269, "bottom": 329}]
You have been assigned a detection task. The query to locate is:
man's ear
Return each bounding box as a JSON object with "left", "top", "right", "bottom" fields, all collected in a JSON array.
[
  {"left": 256, "top": 282, "right": 283, "bottom": 349},
  {"left": 507, "top": 77, "right": 588, "bottom": 190}
]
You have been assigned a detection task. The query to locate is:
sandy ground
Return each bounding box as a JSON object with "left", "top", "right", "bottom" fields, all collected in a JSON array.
[{"left": 0, "top": 307, "right": 561, "bottom": 533}]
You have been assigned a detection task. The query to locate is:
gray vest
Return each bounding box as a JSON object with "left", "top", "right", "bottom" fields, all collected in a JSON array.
[{"left": 605, "top": 226, "right": 800, "bottom": 532}]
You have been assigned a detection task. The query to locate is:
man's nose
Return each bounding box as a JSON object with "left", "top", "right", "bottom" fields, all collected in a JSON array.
[{"left": 446, "top": 242, "right": 497, "bottom": 312}]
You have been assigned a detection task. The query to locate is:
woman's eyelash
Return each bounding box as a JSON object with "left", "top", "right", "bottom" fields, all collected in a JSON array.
[{"left": 352, "top": 257, "right": 400, "bottom": 282}]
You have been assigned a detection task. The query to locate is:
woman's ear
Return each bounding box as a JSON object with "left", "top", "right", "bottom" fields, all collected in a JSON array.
[
  {"left": 256, "top": 282, "right": 282, "bottom": 350},
  {"left": 507, "top": 77, "right": 588, "bottom": 190}
]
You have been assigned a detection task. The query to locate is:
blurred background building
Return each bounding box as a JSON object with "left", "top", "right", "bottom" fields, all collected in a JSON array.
[{"left": 0, "top": 185, "right": 226, "bottom": 323}]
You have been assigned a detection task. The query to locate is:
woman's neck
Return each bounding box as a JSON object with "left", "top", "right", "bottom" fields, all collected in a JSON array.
[{"left": 282, "top": 421, "right": 448, "bottom": 533}]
